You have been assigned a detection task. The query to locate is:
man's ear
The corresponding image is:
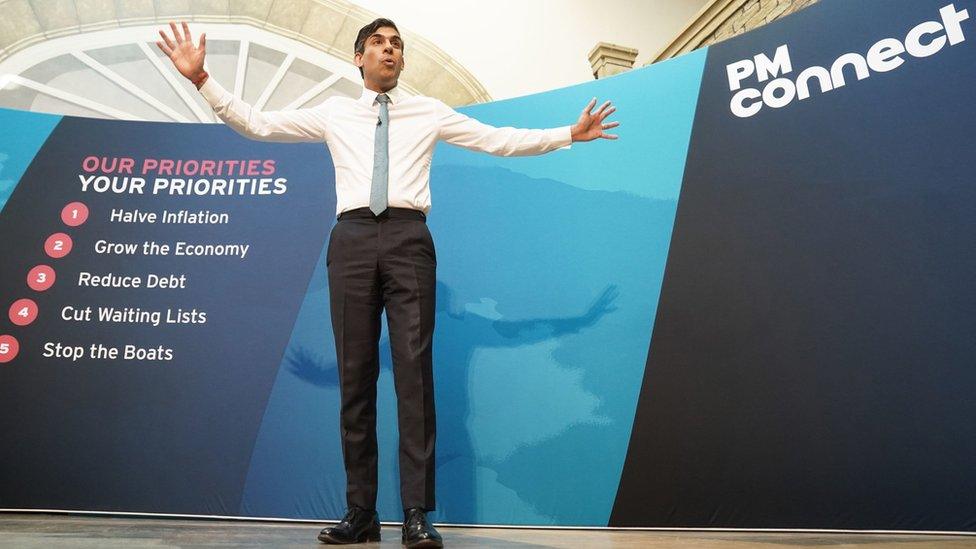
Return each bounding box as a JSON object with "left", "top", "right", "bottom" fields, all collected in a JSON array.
[{"left": 354, "top": 51, "right": 363, "bottom": 69}]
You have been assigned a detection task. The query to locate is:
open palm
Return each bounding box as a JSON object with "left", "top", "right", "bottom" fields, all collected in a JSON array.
[
  {"left": 571, "top": 98, "right": 619, "bottom": 142},
  {"left": 156, "top": 21, "right": 206, "bottom": 82}
]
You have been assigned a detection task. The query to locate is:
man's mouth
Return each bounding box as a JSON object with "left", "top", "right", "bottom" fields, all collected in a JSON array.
[{"left": 382, "top": 59, "right": 395, "bottom": 66}]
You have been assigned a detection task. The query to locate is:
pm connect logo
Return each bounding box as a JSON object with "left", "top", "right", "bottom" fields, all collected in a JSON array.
[{"left": 727, "top": 4, "right": 970, "bottom": 118}]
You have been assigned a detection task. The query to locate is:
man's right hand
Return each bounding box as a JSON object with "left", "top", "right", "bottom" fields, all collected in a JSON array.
[{"left": 156, "top": 21, "right": 208, "bottom": 88}]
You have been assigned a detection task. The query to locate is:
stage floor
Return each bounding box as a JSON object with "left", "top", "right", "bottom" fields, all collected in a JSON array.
[{"left": 0, "top": 513, "right": 973, "bottom": 548}]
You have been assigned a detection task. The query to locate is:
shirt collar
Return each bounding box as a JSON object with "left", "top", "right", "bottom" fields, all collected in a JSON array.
[{"left": 358, "top": 85, "right": 405, "bottom": 107}]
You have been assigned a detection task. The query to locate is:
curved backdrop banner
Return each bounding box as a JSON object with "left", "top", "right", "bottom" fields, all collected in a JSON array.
[{"left": 1, "top": 0, "right": 974, "bottom": 532}]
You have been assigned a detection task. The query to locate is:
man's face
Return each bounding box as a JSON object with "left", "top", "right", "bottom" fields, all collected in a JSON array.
[{"left": 355, "top": 26, "right": 404, "bottom": 90}]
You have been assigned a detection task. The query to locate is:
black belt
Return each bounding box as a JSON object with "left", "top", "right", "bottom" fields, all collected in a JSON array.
[{"left": 337, "top": 207, "right": 426, "bottom": 222}]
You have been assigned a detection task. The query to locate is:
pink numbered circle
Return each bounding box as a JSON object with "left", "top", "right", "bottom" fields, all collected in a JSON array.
[
  {"left": 27, "top": 265, "right": 56, "bottom": 291},
  {"left": 0, "top": 335, "right": 19, "bottom": 363},
  {"left": 44, "top": 232, "right": 73, "bottom": 258},
  {"left": 9, "top": 298, "right": 38, "bottom": 326},
  {"left": 61, "top": 202, "right": 89, "bottom": 227}
]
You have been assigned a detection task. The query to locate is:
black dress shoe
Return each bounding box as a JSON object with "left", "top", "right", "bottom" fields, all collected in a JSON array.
[
  {"left": 401, "top": 507, "right": 443, "bottom": 548},
  {"left": 317, "top": 506, "right": 381, "bottom": 544}
]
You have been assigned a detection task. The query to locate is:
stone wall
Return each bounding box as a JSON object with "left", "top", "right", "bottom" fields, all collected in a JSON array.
[
  {"left": 650, "top": 0, "right": 821, "bottom": 64},
  {"left": 705, "top": 0, "right": 821, "bottom": 46}
]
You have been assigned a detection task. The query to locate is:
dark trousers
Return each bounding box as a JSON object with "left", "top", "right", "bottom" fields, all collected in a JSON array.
[{"left": 326, "top": 207, "right": 437, "bottom": 511}]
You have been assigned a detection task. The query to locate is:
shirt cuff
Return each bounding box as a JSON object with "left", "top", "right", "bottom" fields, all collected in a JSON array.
[
  {"left": 550, "top": 125, "right": 573, "bottom": 150},
  {"left": 197, "top": 76, "right": 228, "bottom": 107}
]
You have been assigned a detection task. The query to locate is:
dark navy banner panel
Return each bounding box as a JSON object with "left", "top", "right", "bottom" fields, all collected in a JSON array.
[
  {"left": 0, "top": 116, "right": 335, "bottom": 514},
  {"left": 612, "top": 0, "right": 976, "bottom": 532}
]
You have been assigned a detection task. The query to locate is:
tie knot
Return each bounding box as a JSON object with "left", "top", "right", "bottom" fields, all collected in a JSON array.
[{"left": 376, "top": 93, "right": 390, "bottom": 105}]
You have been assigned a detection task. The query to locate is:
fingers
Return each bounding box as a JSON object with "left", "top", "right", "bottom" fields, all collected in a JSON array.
[
  {"left": 583, "top": 97, "right": 597, "bottom": 115},
  {"left": 602, "top": 121, "right": 620, "bottom": 130},
  {"left": 169, "top": 21, "right": 183, "bottom": 44},
  {"left": 161, "top": 21, "right": 201, "bottom": 53},
  {"left": 598, "top": 105, "right": 616, "bottom": 121},
  {"left": 600, "top": 133, "right": 619, "bottom": 140},
  {"left": 156, "top": 41, "right": 174, "bottom": 57},
  {"left": 158, "top": 29, "right": 176, "bottom": 50},
  {"left": 583, "top": 98, "right": 616, "bottom": 121}
]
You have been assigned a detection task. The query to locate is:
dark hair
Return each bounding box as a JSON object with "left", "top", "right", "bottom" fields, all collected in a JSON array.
[{"left": 354, "top": 18, "right": 403, "bottom": 79}]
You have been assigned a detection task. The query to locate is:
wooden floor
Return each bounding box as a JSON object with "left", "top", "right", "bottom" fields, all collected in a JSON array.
[{"left": 0, "top": 513, "right": 973, "bottom": 548}]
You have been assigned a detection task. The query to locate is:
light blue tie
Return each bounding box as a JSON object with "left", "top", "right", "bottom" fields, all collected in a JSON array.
[{"left": 370, "top": 93, "right": 390, "bottom": 216}]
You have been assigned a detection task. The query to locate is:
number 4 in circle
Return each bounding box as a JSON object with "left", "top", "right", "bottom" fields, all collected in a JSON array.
[{"left": 8, "top": 299, "right": 38, "bottom": 326}]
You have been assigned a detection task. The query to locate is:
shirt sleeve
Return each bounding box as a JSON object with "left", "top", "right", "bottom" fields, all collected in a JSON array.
[
  {"left": 434, "top": 99, "right": 572, "bottom": 156},
  {"left": 198, "top": 77, "right": 328, "bottom": 143}
]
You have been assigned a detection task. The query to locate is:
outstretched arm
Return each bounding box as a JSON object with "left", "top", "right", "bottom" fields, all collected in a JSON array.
[
  {"left": 156, "top": 21, "right": 327, "bottom": 143},
  {"left": 435, "top": 99, "right": 572, "bottom": 157},
  {"left": 436, "top": 96, "right": 619, "bottom": 156}
]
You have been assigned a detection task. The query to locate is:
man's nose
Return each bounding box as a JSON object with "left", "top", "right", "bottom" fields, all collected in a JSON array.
[{"left": 383, "top": 42, "right": 393, "bottom": 54}]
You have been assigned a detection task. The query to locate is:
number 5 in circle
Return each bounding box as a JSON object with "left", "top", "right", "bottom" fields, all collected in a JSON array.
[{"left": 0, "top": 335, "right": 19, "bottom": 363}]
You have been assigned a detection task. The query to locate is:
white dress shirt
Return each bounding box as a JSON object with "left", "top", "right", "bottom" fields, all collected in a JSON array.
[{"left": 198, "top": 77, "right": 573, "bottom": 215}]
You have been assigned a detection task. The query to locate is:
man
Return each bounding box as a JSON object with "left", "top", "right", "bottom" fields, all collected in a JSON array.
[{"left": 157, "top": 18, "right": 617, "bottom": 547}]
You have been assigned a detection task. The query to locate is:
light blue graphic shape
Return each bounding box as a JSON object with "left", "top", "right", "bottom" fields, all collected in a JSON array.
[
  {"left": 240, "top": 48, "right": 708, "bottom": 526},
  {"left": 0, "top": 107, "right": 62, "bottom": 213}
]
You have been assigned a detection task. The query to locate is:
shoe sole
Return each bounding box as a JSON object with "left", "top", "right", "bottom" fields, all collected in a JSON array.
[
  {"left": 318, "top": 528, "right": 381, "bottom": 544},
  {"left": 401, "top": 538, "right": 443, "bottom": 548}
]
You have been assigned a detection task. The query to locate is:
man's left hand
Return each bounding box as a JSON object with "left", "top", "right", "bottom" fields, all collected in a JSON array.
[{"left": 571, "top": 98, "right": 619, "bottom": 142}]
